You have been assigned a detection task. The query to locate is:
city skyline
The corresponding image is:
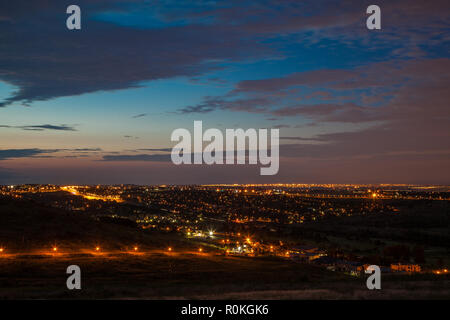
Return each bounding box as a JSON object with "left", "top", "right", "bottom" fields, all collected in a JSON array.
[{"left": 1, "top": 0, "right": 449, "bottom": 184}]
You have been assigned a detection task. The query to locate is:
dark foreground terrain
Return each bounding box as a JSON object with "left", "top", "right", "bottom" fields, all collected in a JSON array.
[
  {"left": 0, "top": 196, "right": 449, "bottom": 299},
  {"left": 1, "top": 252, "right": 449, "bottom": 299}
]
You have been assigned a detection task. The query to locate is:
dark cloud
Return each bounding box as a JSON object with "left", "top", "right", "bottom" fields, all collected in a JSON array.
[
  {"left": 176, "top": 57, "right": 450, "bottom": 181},
  {"left": 280, "top": 136, "right": 324, "bottom": 141},
  {"left": 177, "top": 96, "right": 272, "bottom": 114},
  {"left": 0, "top": 148, "right": 102, "bottom": 160},
  {"left": 0, "top": 124, "right": 77, "bottom": 131},
  {"left": 101, "top": 154, "right": 172, "bottom": 162},
  {"left": 178, "top": 104, "right": 218, "bottom": 114},
  {"left": 0, "top": 149, "right": 59, "bottom": 160},
  {"left": 3, "top": 1, "right": 446, "bottom": 108},
  {"left": 272, "top": 124, "right": 291, "bottom": 129},
  {"left": 71, "top": 148, "right": 102, "bottom": 152},
  {"left": 132, "top": 113, "right": 147, "bottom": 119},
  {"left": 0, "top": 1, "right": 270, "bottom": 107},
  {"left": 183, "top": 58, "right": 450, "bottom": 124},
  {"left": 137, "top": 148, "right": 173, "bottom": 152}
]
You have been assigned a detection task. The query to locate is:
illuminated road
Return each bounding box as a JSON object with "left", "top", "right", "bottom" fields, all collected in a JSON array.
[{"left": 60, "top": 186, "right": 124, "bottom": 202}]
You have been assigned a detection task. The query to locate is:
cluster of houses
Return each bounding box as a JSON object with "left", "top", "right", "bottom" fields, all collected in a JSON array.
[
  {"left": 312, "top": 256, "right": 422, "bottom": 276},
  {"left": 286, "top": 246, "right": 422, "bottom": 276}
]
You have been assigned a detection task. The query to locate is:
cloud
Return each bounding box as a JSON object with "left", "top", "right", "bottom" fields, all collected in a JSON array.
[
  {"left": 280, "top": 136, "right": 324, "bottom": 141},
  {"left": 177, "top": 57, "right": 450, "bottom": 176},
  {"left": 0, "top": 124, "right": 77, "bottom": 131},
  {"left": 137, "top": 148, "right": 173, "bottom": 152},
  {"left": 101, "top": 154, "right": 172, "bottom": 162},
  {"left": 132, "top": 113, "right": 147, "bottom": 119},
  {"left": 272, "top": 124, "right": 291, "bottom": 129},
  {"left": 0, "top": 1, "right": 270, "bottom": 107},
  {"left": 181, "top": 58, "right": 450, "bottom": 124},
  {"left": 0, "top": 149, "right": 60, "bottom": 160},
  {"left": 0, "top": 148, "right": 102, "bottom": 160},
  {"left": 177, "top": 96, "right": 273, "bottom": 114},
  {"left": 3, "top": 1, "right": 447, "bottom": 108},
  {"left": 70, "top": 148, "right": 102, "bottom": 152}
]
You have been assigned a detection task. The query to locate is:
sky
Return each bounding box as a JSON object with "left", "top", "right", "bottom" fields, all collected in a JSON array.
[{"left": 0, "top": 0, "right": 449, "bottom": 185}]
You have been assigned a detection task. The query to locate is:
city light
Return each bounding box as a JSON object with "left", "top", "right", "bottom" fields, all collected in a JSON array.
[{"left": 2, "top": 183, "right": 449, "bottom": 297}]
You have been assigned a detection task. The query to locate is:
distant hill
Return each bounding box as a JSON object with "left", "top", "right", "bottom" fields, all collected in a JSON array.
[{"left": 0, "top": 195, "right": 186, "bottom": 252}]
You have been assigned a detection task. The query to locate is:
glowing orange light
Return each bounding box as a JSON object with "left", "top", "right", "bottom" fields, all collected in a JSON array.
[
  {"left": 134, "top": 247, "right": 138, "bottom": 251},
  {"left": 372, "top": 193, "right": 377, "bottom": 198},
  {"left": 168, "top": 247, "right": 172, "bottom": 252},
  {"left": 0, "top": 248, "right": 4, "bottom": 253},
  {"left": 199, "top": 248, "right": 203, "bottom": 252},
  {"left": 95, "top": 246, "right": 100, "bottom": 251},
  {"left": 53, "top": 247, "right": 58, "bottom": 252}
]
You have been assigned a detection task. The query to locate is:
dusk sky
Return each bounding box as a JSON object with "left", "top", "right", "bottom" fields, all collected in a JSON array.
[{"left": 0, "top": 0, "right": 449, "bottom": 185}]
